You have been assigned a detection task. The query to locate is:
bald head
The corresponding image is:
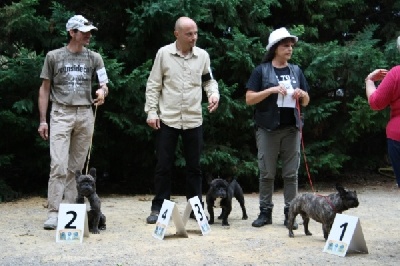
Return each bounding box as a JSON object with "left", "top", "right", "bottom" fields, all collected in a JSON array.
[
  {"left": 174, "top": 17, "right": 198, "bottom": 54},
  {"left": 175, "top": 17, "right": 196, "bottom": 31}
]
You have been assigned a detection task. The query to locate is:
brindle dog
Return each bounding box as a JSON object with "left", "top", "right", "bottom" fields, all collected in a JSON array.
[
  {"left": 287, "top": 183, "right": 359, "bottom": 239},
  {"left": 75, "top": 168, "right": 106, "bottom": 234}
]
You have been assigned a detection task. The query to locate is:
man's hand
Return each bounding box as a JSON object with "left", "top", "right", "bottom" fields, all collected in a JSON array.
[
  {"left": 38, "top": 122, "right": 49, "bottom": 140},
  {"left": 208, "top": 95, "right": 219, "bottom": 113},
  {"left": 147, "top": 118, "right": 160, "bottom": 130},
  {"left": 94, "top": 85, "right": 108, "bottom": 106}
]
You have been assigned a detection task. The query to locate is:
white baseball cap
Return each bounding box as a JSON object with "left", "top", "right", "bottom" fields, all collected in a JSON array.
[
  {"left": 66, "top": 15, "right": 98, "bottom": 32},
  {"left": 266, "top": 27, "right": 298, "bottom": 51}
]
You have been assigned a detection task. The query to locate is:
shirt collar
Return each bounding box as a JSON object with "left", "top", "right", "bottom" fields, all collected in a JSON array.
[{"left": 169, "top": 41, "right": 198, "bottom": 58}]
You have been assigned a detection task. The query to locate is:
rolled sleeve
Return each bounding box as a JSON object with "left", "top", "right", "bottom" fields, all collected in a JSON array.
[
  {"left": 202, "top": 56, "right": 219, "bottom": 100},
  {"left": 204, "top": 79, "right": 219, "bottom": 99}
]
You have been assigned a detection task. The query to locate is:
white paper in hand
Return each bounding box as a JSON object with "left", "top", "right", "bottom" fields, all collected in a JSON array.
[
  {"left": 277, "top": 80, "right": 296, "bottom": 108},
  {"left": 96, "top": 67, "right": 109, "bottom": 84}
]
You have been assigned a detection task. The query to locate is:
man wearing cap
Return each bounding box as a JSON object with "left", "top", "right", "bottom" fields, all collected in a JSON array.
[
  {"left": 245, "top": 27, "right": 310, "bottom": 228},
  {"left": 37, "top": 15, "right": 109, "bottom": 229}
]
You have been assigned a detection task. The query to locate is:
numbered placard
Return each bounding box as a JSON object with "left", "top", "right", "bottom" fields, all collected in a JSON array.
[
  {"left": 323, "top": 214, "right": 368, "bottom": 257},
  {"left": 187, "top": 196, "right": 211, "bottom": 235},
  {"left": 152, "top": 199, "right": 188, "bottom": 240},
  {"left": 152, "top": 196, "right": 210, "bottom": 240},
  {"left": 56, "top": 204, "right": 89, "bottom": 243}
]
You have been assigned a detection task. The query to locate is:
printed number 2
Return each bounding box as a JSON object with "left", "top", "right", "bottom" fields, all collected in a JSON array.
[
  {"left": 65, "top": 211, "right": 77, "bottom": 229},
  {"left": 339, "top": 222, "right": 348, "bottom": 241},
  {"left": 194, "top": 204, "right": 203, "bottom": 221}
]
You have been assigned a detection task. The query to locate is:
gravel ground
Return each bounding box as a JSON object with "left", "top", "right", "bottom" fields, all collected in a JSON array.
[{"left": 0, "top": 183, "right": 399, "bottom": 266}]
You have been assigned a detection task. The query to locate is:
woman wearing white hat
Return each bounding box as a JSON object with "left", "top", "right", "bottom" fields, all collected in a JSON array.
[{"left": 245, "top": 27, "right": 310, "bottom": 228}]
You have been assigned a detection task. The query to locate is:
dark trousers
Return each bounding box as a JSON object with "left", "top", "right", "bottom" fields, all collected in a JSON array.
[
  {"left": 388, "top": 138, "right": 400, "bottom": 186},
  {"left": 151, "top": 122, "right": 203, "bottom": 211}
]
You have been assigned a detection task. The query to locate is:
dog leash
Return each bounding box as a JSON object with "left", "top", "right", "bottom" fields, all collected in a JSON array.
[
  {"left": 85, "top": 104, "right": 98, "bottom": 175},
  {"left": 296, "top": 98, "right": 315, "bottom": 193}
]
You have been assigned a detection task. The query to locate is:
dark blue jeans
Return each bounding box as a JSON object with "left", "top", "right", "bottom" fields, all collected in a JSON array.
[
  {"left": 151, "top": 122, "right": 203, "bottom": 211},
  {"left": 387, "top": 138, "right": 400, "bottom": 186}
]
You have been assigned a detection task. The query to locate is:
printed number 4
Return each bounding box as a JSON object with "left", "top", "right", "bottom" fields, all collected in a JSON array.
[
  {"left": 339, "top": 222, "right": 348, "bottom": 241},
  {"left": 65, "top": 210, "right": 77, "bottom": 229},
  {"left": 161, "top": 209, "right": 168, "bottom": 220}
]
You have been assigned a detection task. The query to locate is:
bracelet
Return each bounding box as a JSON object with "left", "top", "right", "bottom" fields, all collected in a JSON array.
[{"left": 40, "top": 122, "right": 48, "bottom": 126}]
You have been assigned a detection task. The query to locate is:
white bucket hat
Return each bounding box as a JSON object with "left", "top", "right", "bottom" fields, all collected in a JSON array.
[
  {"left": 266, "top": 27, "right": 298, "bottom": 51},
  {"left": 66, "top": 15, "right": 98, "bottom": 32}
]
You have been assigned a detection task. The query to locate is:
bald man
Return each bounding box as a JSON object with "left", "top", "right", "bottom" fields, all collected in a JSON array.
[{"left": 144, "top": 17, "right": 220, "bottom": 224}]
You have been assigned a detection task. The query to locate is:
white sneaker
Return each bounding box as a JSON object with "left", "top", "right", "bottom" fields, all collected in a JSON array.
[{"left": 43, "top": 217, "right": 57, "bottom": 230}]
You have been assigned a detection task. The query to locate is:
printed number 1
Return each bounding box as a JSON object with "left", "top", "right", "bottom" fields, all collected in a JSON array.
[
  {"left": 65, "top": 211, "right": 77, "bottom": 229},
  {"left": 339, "top": 222, "right": 348, "bottom": 241}
]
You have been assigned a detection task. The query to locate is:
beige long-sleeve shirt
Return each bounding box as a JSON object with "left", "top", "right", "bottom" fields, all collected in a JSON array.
[{"left": 144, "top": 42, "right": 219, "bottom": 130}]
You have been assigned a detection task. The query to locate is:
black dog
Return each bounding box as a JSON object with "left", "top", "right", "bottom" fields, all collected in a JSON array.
[
  {"left": 75, "top": 168, "right": 106, "bottom": 234},
  {"left": 206, "top": 176, "right": 248, "bottom": 226},
  {"left": 287, "top": 183, "right": 359, "bottom": 239}
]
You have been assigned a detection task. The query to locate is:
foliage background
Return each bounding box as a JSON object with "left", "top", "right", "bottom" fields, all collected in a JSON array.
[{"left": 0, "top": 0, "right": 399, "bottom": 197}]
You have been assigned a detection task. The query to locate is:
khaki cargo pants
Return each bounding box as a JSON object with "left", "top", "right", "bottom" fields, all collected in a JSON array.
[{"left": 47, "top": 102, "right": 94, "bottom": 218}]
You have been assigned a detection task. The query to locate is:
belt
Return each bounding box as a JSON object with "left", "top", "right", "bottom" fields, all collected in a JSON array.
[
  {"left": 53, "top": 102, "right": 91, "bottom": 109},
  {"left": 66, "top": 105, "right": 91, "bottom": 108}
]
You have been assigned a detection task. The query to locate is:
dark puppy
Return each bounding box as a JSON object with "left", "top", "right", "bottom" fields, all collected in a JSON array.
[
  {"left": 75, "top": 168, "right": 106, "bottom": 234},
  {"left": 287, "top": 183, "right": 359, "bottom": 239},
  {"left": 206, "top": 177, "right": 248, "bottom": 226}
]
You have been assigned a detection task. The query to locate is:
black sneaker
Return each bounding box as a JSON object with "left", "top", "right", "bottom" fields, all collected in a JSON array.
[{"left": 146, "top": 211, "right": 159, "bottom": 224}]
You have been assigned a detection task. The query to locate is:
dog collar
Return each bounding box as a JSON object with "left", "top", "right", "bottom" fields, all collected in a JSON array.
[{"left": 317, "top": 194, "right": 341, "bottom": 214}]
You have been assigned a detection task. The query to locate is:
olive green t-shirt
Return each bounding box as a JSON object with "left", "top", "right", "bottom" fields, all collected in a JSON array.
[{"left": 40, "top": 47, "right": 105, "bottom": 105}]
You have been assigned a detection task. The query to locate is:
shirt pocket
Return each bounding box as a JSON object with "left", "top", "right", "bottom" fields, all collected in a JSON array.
[{"left": 191, "top": 70, "right": 202, "bottom": 87}]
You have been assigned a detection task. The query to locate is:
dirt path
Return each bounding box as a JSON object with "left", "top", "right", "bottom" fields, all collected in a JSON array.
[{"left": 0, "top": 183, "right": 399, "bottom": 265}]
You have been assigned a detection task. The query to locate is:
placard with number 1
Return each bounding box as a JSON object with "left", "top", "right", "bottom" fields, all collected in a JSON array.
[{"left": 323, "top": 213, "right": 368, "bottom": 257}]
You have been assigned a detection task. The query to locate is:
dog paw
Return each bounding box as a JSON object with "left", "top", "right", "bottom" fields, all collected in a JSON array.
[
  {"left": 222, "top": 221, "right": 230, "bottom": 226},
  {"left": 305, "top": 231, "right": 312, "bottom": 236},
  {"left": 209, "top": 220, "right": 214, "bottom": 224},
  {"left": 90, "top": 229, "right": 100, "bottom": 234},
  {"left": 217, "top": 215, "right": 222, "bottom": 220},
  {"left": 99, "top": 225, "right": 106, "bottom": 230},
  {"left": 289, "top": 232, "right": 294, "bottom": 238},
  {"left": 242, "top": 215, "right": 248, "bottom": 220}
]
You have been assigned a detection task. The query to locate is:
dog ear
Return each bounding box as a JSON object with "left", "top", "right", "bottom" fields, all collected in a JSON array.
[
  {"left": 89, "top": 168, "right": 97, "bottom": 179},
  {"left": 336, "top": 183, "right": 346, "bottom": 197},
  {"left": 75, "top": 170, "right": 82, "bottom": 179},
  {"left": 206, "top": 173, "right": 213, "bottom": 184},
  {"left": 225, "top": 176, "right": 233, "bottom": 183}
]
